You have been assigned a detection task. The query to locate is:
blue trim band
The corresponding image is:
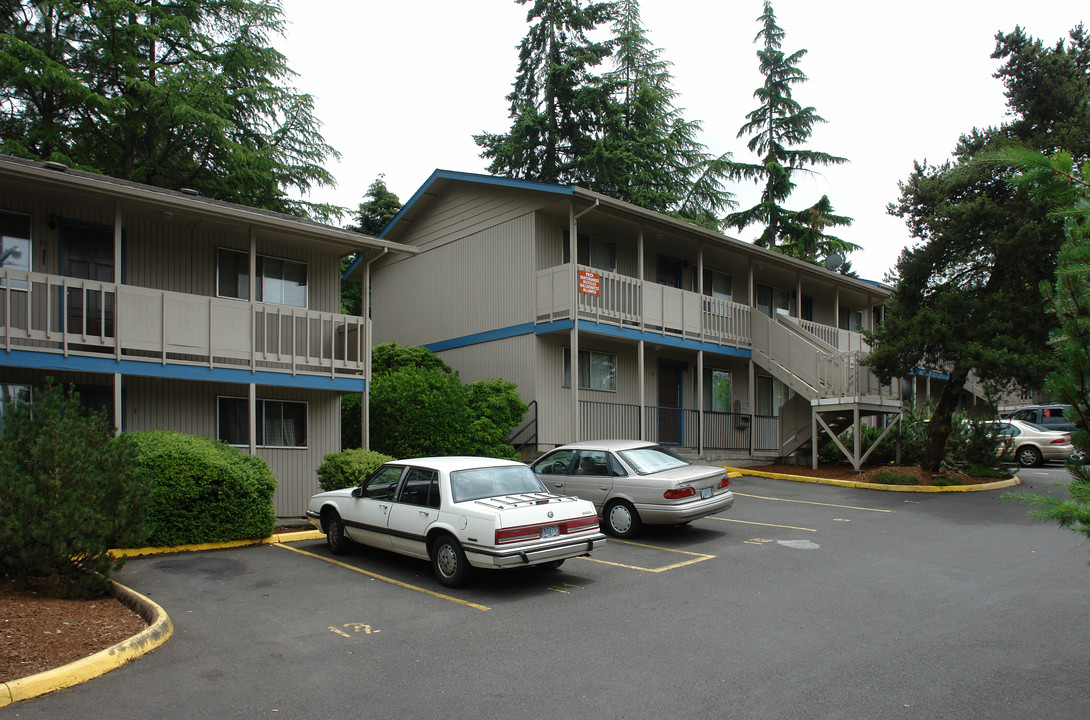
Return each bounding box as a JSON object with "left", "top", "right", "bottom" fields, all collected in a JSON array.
[
  {"left": 423, "top": 323, "right": 536, "bottom": 352},
  {"left": 0, "top": 350, "right": 367, "bottom": 391},
  {"left": 422, "top": 320, "right": 751, "bottom": 359}
]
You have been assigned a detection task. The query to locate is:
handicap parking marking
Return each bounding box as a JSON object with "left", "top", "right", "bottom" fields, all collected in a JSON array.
[
  {"left": 274, "top": 542, "right": 491, "bottom": 612},
  {"left": 733, "top": 492, "right": 893, "bottom": 513},
  {"left": 579, "top": 538, "right": 716, "bottom": 573}
]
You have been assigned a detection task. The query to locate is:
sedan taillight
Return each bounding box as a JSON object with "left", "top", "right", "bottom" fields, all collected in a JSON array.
[
  {"left": 495, "top": 515, "right": 600, "bottom": 544},
  {"left": 717, "top": 475, "right": 731, "bottom": 489},
  {"left": 1052, "top": 437, "right": 1070, "bottom": 445},
  {"left": 663, "top": 487, "right": 696, "bottom": 499}
]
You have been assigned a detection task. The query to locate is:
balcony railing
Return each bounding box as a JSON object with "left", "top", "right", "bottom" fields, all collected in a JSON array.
[
  {"left": 0, "top": 269, "right": 365, "bottom": 377},
  {"left": 536, "top": 265, "right": 751, "bottom": 346}
]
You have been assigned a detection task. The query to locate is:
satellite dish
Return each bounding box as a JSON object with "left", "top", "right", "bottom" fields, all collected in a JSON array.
[{"left": 824, "top": 252, "right": 844, "bottom": 271}]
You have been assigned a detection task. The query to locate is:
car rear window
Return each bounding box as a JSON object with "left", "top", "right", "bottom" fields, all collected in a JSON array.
[
  {"left": 450, "top": 465, "right": 547, "bottom": 502},
  {"left": 618, "top": 446, "right": 689, "bottom": 475}
]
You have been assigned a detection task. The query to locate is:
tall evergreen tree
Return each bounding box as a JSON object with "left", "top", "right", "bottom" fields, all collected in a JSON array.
[
  {"left": 595, "top": 0, "right": 734, "bottom": 228},
  {"left": 0, "top": 0, "right": 339, "bottom": 219},
  {"left": 475, "top": 0, "right": 614, "bottom": 186},
  {"left": 726, "top": 1, "right": 852, "bottom": 262},
  {"left": 866, "top": 25, "right": 1090, "bottom": 473}
]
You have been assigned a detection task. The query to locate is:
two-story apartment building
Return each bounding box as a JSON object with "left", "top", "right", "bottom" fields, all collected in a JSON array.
[
  {"left": 0, "top": 154, "right": 414, "bottom": 516},
  {"left": 360, "top": 170, "right": 902, "bottom": 469}
]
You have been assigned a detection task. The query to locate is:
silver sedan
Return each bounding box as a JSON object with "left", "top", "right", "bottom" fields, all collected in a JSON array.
[
  {"left": 531, "top": 440, "right": 734, "bottom": 538},
  {"left": 990, "top": 419, "right": 1075, "bottom": 467}
]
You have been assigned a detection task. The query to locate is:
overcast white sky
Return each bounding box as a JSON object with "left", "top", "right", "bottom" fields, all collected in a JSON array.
[{"left": 277, "top": 0, "right": 1083, "bottom": 281}]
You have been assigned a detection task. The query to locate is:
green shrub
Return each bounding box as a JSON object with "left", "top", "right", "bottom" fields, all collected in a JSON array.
[
  {"left": 932, "top": 475, "right": 963, "bottom": 486},
  {"left": 127, "top": 431, "right": 276, "bottom": 547},
  {"left": 870, "top": 469, "right": 918, "bottom": 485},
  {"left": 341, "top": 392, "right": 362, "bottom": 450},
  {"left": 0, "top": 380, "right": 152, "bottom": 598},
  {"left": 371, "top": 366, "right": 470, "bottom": 458},
  {"left": 317, "top": 448, "right": 394, "bottom": 491},
  {"left": 463, "top": 378, "right": 528, "bottom": 460},
  {"left": 368, "top": 344, "right": 528, "bottom": 461}
]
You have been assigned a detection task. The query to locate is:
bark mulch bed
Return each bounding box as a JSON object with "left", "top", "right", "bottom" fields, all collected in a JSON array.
[{"left": 0, "top": 579, "right": 147, "bottom": 684}]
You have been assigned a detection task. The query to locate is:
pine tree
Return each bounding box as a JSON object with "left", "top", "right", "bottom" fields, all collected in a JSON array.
[
  {"left": 475, "top": 0, "right": 614, "bottom": 185},
  {"left": 867, "top": 25, "right": 1090, "bottom": 472},
  {"left": 726, "top": 1, "right": 852, "bottom": 261},
  {"left": 0, "top": 0, "right": 339, "bottom": 220},
  {"left": 598, "top": 0, "right": 734, "bottom": 228}
]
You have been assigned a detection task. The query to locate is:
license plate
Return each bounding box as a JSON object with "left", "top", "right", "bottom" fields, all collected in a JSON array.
[
  {"left": 701, "top": 487, "right": 712, "bottom": 499},
  {"left": 542, "top": 525, "right": 559, "bottom": 538}
]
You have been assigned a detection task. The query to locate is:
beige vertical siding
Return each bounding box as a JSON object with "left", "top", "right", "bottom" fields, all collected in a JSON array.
[
  {"left": 124, "top": 377, "right": 340, "bottom": 517},
  {"left": 373, "top": 213, "right": 537, "bottom": 347}
]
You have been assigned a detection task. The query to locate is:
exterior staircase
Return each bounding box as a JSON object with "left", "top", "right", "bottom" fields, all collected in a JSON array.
[{"left": 749, "top": 311, "right": 903, "bottom": 469}]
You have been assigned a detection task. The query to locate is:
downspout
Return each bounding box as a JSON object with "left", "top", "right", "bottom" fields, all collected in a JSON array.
[{"left": 360, "top": 247, "right": 389, "bottom": 450}]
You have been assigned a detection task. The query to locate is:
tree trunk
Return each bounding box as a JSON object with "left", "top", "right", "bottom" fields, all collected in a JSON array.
[{"left": 921, "top": 367, "right": 969, "bottom": 473}]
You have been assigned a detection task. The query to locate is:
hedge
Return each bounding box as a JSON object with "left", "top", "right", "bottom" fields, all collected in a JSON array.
[{"left": 127, "top": 431, "right": 276, "bottom": 547}]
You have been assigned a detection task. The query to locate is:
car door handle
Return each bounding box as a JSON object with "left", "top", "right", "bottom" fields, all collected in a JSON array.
[
  {"left": 418, "top": 510, "right": 430, "bottom": 517},
  {"left": 599, "top": 486, "right": 609, "bottom": 491},
  {"left": 553, "top": 482, "right": 565, "bottom": 488}
]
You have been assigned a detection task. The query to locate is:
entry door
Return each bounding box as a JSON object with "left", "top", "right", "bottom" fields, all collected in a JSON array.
[
  {"left": 63, "top": 224, "right": 115, "bottom": 338},
  {"left": 658, "top": 360, "right": 683, "bottom": 445}
]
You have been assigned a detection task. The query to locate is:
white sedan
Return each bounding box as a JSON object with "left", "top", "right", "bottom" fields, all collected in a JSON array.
[
  {"left": 306, "top": 456, "right": 606, "bottom": 587},
  {"left": 531, "top": 440, "right": 735, "bottom": 538}
]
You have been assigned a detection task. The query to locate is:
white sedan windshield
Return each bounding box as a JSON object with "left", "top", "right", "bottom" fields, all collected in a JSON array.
[
  {"left": 451, "top": 466, "right": 547, "bottom": 502},
  {"left": 618, "top": 446, "right": 689, "bottom": 475}
]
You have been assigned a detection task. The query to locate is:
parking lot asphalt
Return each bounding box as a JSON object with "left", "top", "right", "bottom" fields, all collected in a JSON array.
[{"left": 6, "top": 467, "right": 1089, "bottom": 719}]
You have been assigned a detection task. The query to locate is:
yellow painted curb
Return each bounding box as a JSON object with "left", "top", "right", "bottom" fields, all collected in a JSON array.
[
  {"left": 724, "top": 466, "right": 1021, "bottom": 493},
  {"left": 111, "top": 529, "right": 324, "bottom": 559},
  {"left": 0, "top": 581, "right": 173, "bottom": 707}
]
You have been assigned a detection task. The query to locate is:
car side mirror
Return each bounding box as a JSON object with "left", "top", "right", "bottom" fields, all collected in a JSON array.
[{"left": 351, "top": 487, "right": 363, "bottom": 498}]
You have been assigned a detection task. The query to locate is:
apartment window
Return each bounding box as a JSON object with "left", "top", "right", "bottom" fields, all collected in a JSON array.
[
  {"left": 756, "top": 376, "right": 790, "bottom": 417},
  {"left": 218, "top": 397, "right": 308, "bottom": 448},
  {"left": 0, "top": 384, "right": 31, "bottom": 433},
  {"left": 217, "top": 248, "right": 308, "bottom": 308},
  {"left": 839, "top": 307, "right": 864, "bottom": 332},
  {"left": 563, "top": 348, "right": 617, "bottom": 392},
  {"left": 711, "top": 370, "right": 732, "bottom": 413},
  {"left": 703, "top": 269, "right": 732, "bottom": 302},
  {"left": 756, "top": 284, "right": 791, "bottom": 318},
  {"left": 562, "top": 232, "right": 617, "bottom": 273},
  {"left": 0, "top": 211, "right": 31, "bottom": 290}
]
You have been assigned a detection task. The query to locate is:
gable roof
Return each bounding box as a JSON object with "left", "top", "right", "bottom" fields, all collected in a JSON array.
[
  {"left": 0, "top": 154, "right": 416, "bottom": 258},
  {"left": 345, "top": 168, "right": 890, "bottom": 296}
]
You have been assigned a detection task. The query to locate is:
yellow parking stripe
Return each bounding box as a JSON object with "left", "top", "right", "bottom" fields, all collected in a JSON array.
[
  {"left": 733, "top": 492, "right": 892, "bottom": 513},
  {"left": 274, "top": 543, "right": 491, "bottom": 612},
  {"left": 579, "top": 538, "right": 716, "bottom": 573},
  {"left": 706, "top": 516, "right": 817, "bottom": 532}
]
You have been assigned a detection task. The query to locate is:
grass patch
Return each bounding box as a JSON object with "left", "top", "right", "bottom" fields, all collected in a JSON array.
[{"left": 932, "top": 476, "right": 963, "bottom": 487}]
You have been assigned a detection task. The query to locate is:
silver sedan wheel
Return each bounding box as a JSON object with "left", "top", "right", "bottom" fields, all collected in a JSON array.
[{"left": 605, "top": 500, "right": 642, "bottom": 538}]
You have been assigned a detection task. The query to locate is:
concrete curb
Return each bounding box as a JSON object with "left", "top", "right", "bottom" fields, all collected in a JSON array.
[
  {"left": 0, "top": 581, "right": 173, "bottom": 707},
  {"left": 725, "top": 466, "right": 1022, "bottom": 492}
]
